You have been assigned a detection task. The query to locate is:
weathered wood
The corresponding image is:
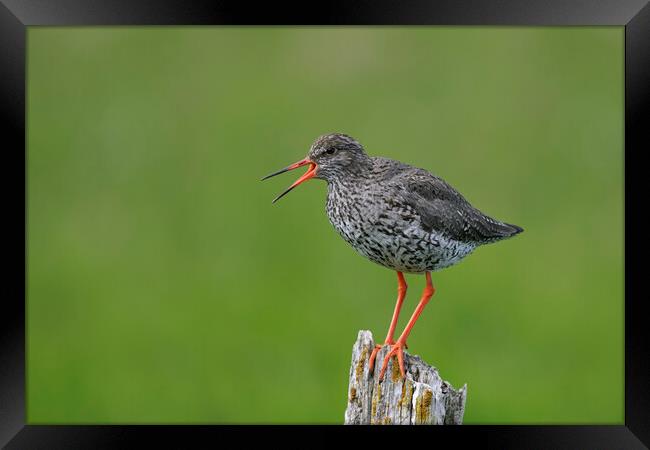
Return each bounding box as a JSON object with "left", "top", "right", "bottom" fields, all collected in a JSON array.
[{"left": 344, "top": 330, "right": 467, "bottom": 425}]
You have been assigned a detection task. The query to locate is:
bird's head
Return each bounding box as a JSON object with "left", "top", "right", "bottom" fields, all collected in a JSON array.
[{"left": 262, "top": 133, "right": 369, "bottom": 203}]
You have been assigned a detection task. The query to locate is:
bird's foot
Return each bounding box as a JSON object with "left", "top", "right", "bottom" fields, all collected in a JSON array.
[
  {"left": 378, "top": 339, "right": 408, "bottom": 381},
  {"left": 368, "top": 339, "right": 395, "bottom": 373}
]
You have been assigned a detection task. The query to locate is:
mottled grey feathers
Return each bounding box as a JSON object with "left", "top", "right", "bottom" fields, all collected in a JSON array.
[
  {"left": 385, "top": 162, "right": 523, "bottom": 243},
  {"left": 302, "top": 133, "right": 522, "bottom": 273}
]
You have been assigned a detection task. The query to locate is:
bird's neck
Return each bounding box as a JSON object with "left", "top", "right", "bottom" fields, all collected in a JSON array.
[
  {"left": 326, "top": 172, "right": 369, "bottom": 199},
  {"left": 325, "top": 157, "right": 373, "bottom": 187}
]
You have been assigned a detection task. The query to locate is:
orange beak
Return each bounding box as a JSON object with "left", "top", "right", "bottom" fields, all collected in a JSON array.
[{"left": 261, "top": 158, "right": 317, "bottom": 203}]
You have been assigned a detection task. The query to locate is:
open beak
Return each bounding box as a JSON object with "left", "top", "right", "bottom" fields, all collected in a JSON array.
[{"left": 261, "top": 158, "right": 317, "bottom": 203}]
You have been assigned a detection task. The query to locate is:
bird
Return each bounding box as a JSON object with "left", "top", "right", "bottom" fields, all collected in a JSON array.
[{"left": 261, "top": 133, "right": 523, "bottom": 380}]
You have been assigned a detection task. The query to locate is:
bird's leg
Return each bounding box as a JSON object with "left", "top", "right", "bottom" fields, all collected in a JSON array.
[
  {"left": 368, "top": 272, "right": 407, "bottom": 373},
  {"left": 378, "top": 272, "right": 435, "bottom": 380}
]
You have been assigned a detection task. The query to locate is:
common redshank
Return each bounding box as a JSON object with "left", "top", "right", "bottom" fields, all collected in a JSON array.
[{"left": 262, "top": 133, "right": 523, "bottom": 380}]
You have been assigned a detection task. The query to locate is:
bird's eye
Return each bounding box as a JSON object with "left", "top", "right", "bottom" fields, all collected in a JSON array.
[{"left": 324, "top": 148, "right": 335, "bottom": 155}]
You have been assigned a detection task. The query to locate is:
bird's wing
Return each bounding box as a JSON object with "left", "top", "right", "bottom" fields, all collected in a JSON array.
[{"left": 391, "top": 167, "right": 521, "bottom": 243}]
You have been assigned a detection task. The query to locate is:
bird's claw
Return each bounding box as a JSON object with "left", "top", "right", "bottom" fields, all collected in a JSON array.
[
  {"left": 378, "top": 340, "right": 407, "bottom": 381},
  {"left": 368, "top": 345, "right": 381, "bottom": 373},
  {"left": 368, "top": 339, "right": 396, "bottom": 373}
]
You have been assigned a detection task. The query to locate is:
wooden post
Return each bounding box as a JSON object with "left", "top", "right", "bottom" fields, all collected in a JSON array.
[{"left": 344, "top": 330, "right": 467, "bottom": 425}]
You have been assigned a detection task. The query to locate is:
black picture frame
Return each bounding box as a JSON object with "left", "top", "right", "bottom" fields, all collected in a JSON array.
[{"left": 1, "top": 0, "right": 648, "bottom": 447}]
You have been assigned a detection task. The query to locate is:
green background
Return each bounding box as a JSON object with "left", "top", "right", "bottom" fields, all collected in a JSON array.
[{"left": 27, "top": 27, "right": 623, "bottom": 424}]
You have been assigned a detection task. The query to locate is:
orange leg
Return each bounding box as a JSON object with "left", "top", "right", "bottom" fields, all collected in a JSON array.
[
  {"left": 368, "top": 272, "right": 407, "bottom": 373},
  {"left": 378, "top": 272, "right": 435, "bottom": 380}
]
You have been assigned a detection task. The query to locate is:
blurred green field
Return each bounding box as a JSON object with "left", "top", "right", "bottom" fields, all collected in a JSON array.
[{"left": 27, "top": 27, "right": 623, "bottom": 424}]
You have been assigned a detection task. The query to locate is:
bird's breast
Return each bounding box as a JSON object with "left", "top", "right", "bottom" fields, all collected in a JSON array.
[{"left": 325, "top": 185, "right": 369, "bottom": 243}]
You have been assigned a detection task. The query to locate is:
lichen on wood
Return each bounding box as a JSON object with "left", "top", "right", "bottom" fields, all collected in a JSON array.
[{"left": 344, "top": 330, "right": 467, "bottom": 425}]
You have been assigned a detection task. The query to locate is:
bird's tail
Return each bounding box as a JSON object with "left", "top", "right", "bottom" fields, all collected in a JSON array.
[
  {"left": 503, "top": 222, "right": 524, "bottom": 237},
  {"left": 479, "top": 220, "right": 524, "bottom": 243}
]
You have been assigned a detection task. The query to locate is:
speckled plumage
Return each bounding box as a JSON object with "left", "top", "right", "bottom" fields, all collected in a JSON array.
[{"left": 307, "top": 133, "right": 523, "bottom": 274}]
